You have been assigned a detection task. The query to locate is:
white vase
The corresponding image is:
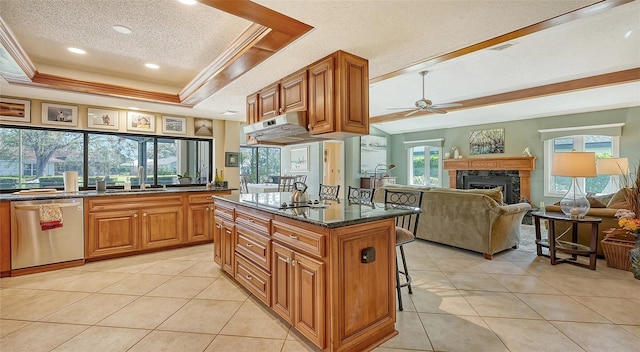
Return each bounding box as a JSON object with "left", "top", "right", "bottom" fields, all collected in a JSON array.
[{"left": 453, "top": 149, "right": 460, "bottom": 159}]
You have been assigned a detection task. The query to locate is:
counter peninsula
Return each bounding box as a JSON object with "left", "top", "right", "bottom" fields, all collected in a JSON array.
[{"left": 212, "top": 193, "right": 420, "bottom": 352}]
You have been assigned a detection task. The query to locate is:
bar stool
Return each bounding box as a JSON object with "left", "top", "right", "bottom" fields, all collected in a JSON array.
[
  {"left": 319, "top": 184, "right": 340, "bottom": 200},
  {"left": 384, "top": 189, "right": 423, "bottom": 311}
]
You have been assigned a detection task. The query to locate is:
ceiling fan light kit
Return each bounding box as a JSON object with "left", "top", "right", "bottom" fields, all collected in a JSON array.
[{"left": 388, "top": 70, "right": 461, "bottom": 116}]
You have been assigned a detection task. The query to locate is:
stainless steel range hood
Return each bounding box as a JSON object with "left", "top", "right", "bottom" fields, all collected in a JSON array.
[{"left": 243, "top": 112, "right": 326, "bottom": 145}]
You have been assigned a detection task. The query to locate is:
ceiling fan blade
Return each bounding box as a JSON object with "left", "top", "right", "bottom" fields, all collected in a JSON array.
[
  {"left": 387, "top": 107, "right": 417, "bottom": 110},
  {"left": 404, "top": 109, "right": 421, "bottom": 117},
  {"left": 431, "top": 102, "right": 462, "bottom": 109},
  {"left": 426, "top": 106, "right": 447, "bottom": 114}
]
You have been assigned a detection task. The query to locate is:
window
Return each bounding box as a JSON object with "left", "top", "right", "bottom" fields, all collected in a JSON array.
[
  {"left": 408, "top": 145, "right": 442, "bottom": 187},
  {"left": 0, "top": 125, "right": 212, "bottom": 191},
  {"left": 0, "top": 127, "right": 84, "bottom": 189},
  {"left": 240, "top": 146, "right": 281, "bottom": 183},
  {"left": 544, "top": 135, "right": 619, "bottom": 197}
]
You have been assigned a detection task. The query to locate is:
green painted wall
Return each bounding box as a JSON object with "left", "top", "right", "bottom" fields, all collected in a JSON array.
[{"left": 385, "top": 107, "right": 640, "bottom": 206}]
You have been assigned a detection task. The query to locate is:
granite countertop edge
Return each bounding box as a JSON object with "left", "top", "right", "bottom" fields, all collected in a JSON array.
[{"left": 0, "top": 187, "right": 236, "bottom": 201}]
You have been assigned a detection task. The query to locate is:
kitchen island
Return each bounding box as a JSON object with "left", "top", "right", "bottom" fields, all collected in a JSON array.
[{"left": 212, "top": 192, "right": 420, "bottom": 352}]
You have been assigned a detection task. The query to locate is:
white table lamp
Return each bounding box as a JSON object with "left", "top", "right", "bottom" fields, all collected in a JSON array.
[
  {"left": 552, "top": 152, "right": 596, "bottom": 218},
  {"left": 596, "top": 157, "right": 629, "bottom": 190}
]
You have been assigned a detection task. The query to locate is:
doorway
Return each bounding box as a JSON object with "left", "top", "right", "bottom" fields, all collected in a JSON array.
[{"left": 322, "top": 140, "right": 344, "bottom": 197}]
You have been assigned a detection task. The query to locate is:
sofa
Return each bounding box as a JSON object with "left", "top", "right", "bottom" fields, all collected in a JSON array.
[
  {"left": 545, "top": 188, "right": 629, "bottom": 256},
  {"left": 374, "top": 184, "right": 531, "bottom": 259}
]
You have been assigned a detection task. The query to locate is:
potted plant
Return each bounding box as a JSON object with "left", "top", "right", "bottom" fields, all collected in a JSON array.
[{"left": 177, "top": 171, "right": 191, "bottom": 185}]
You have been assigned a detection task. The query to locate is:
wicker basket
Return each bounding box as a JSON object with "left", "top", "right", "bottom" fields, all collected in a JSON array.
[{"left": 601, "top": 230, "right": 636, "bottom": 271}]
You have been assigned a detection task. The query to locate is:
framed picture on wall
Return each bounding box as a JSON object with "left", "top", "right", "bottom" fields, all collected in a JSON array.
[
  {"left": 469, "top": 128, "right": 505, "bottom": 155},
  {"left": 127, "top": 111, "right": 155, "bottom": 132},
  {"left": 41, "top": 102, "right": 78, "bottom": 126},
  {"left": 194, "top": 118, "right": 213, "bottom": 137},
  {"left": 88, "top": 107, "right": 119, "bottom": 130},
  {"left": 0, "top": 97, "right": 31, "bottom": 123},
  {"left": 161, "top": 116, "right": 186, "bottom": 135},
  {"left": 225, "top": 152, "right": 240, "bottom": 167},
  {"left": 360, "top": 135, "right": 387, "bottom": 174},
  {"left": 290, "top": 146, "right": 309, "bottom": 172}
]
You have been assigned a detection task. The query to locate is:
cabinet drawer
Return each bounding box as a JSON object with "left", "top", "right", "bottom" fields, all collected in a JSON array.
[
  {"left": 213, "top": 202, "right": 234, "bottom": 220},
  {"left": 235, "top": 254, "right": 271, "bottom": 306},
  {"left": 235, "top": 206, "right": 271, "bottom": 235},
  {"left": 236, "top": 225, "right": 271, "bottom": 271},
  {"left": 187, "top": 193, "right": 215, "bottom": 204},
  {"left": 272, "top": 220, "right": 326, "bottom": 258}
]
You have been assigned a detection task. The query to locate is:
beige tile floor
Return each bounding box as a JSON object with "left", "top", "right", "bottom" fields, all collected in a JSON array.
[{"left": 1, "top": 233, "right": 639, "bottom": 352}]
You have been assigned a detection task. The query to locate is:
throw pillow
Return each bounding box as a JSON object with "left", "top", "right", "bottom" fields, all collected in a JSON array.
[
  {"left": 586, "top": 196, "right": 607, "bottom": 208},
  {"left": 607, "top": 188, "right": 630, "bottom": 209}
]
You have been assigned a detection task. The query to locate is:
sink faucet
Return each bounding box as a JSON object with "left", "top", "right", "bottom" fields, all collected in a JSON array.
[{"left": 138, "top": 166, "right": 145, "bottom": 190}]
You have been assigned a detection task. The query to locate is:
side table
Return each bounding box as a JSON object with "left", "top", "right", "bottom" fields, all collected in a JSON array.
[{"left": 532, "top": 211, "right": 602, "bottom": 270}]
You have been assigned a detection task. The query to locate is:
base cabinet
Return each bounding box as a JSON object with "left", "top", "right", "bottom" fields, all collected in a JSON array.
[
  {"left": 87, "top": 210, "right": 139, "bottom": 258},
  {"left": 272, "top": 242, "right": 325, "bottom": 347},
  {"left": 140, "top": 206, "right": 183, "bottom": 249}
]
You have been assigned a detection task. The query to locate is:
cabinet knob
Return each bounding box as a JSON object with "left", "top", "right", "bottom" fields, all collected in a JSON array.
[
  {"left": 289, "top": 234, "right": 298, "bottom": 240},
  {"left": 245, "top": 275, "right": 253, "bottom": 280},
  {"left": 285, "top": 257, "right": 291, "bottom": 264},
  {"left": 307, "top": 124, "right": 312, "bottom": 130},
  {"left": 133, "top": 213, "right": 138, "bottom": 218},
  {"left": 216, "top": 224, "right": 221, "bottom": 229},
  {"left": 279, "top": 107, "right": 284, "bottom": 113},
  {"left": 291, "top": 260, "right": 297, "bottom": 267},
  {"left": 143, "top": 213, "right": 147, "bottom": 217}
]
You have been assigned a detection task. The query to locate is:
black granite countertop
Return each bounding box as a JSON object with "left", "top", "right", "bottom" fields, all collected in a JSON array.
[
  {"left": 0, "top": 187, "right": 235, "bottom": 201},
  {"left": 213, "top": 192, "right": 420, "bottom": 228}
]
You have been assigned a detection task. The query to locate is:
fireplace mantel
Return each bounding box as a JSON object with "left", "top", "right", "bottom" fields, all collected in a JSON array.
[{"left": 444, "top": 156, "right": 536, "bottom": 202}]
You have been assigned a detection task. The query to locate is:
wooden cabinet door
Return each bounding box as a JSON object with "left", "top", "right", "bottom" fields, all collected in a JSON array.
[
  {"left": 213, "top": 218, "right": 223, "bottom": 265},
  {"left": 140, "top": 206, "right": 184, "bottom": 249},
  {"left": 187, "top": 204, "right": 211, "bottom": 243},
  {"left": 308, "top": 56, "right": 334, "bottom": 135},
  {"left": 246, "top": 93, "right": 258, "bottom": 125},
  {"left": 336, "top": 51, "right": 369, "bottom": 135},
  {"left": 258, "top": 83, "right": 280, "bottom": 121},
  {"left": 293, "top": 251, "right": 325, "bottom": 348},
  {"left": 221, "top": 221, "right": 235, "bottom": 275},
  {"left": 280, "top": 69, "right": 307, "bottom": 113},
  {"left": 0, "top": 201, "right": 11, "bottom": 275},
  {"left": 87, "top": 210, "right": 139, "bottom": 258},
  {"left": 272, "top": 242, "right": 294, "bottom": 324}
]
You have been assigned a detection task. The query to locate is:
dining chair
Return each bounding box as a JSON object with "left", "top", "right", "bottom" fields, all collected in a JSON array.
[
  {"left": 346, "top": 186, "right": 375, "bottom": 204},
  {"left": 278, "top": 176, "right": 297, "bottom": 192},
  {"left": 384, "top": 189, "right": 423, "bottom": 311},
  {"left": 239, "top": 174, "right": 249, "bottom": 194},
  {"left": 319, "top": 184, "right": 340, "bottom": 200}
]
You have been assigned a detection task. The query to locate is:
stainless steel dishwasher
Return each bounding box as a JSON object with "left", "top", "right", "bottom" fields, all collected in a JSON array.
[{"left": 11, "top": 198, "right": 84, "bottom": 270}]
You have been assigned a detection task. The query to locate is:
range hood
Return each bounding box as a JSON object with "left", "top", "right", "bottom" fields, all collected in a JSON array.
[{"left": 243, "top": 112, "right": 325, "bottom": 145}]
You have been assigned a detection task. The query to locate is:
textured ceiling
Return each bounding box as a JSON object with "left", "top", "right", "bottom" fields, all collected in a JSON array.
[{"left": 1, "top": 0, "right": 638, "bottom": 134}]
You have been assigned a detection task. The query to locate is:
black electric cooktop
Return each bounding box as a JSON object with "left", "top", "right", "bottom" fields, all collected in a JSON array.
[{"left": 239, "top": 192, "right": 324, "bottom": 210}]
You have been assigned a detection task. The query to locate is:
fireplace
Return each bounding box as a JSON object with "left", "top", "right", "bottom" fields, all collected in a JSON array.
[
  {"left": 443, "top": 156, "right": 536, "bottom": 204},
  {"left": 458, "top": 171, "right": 520, "bottom": 204}
]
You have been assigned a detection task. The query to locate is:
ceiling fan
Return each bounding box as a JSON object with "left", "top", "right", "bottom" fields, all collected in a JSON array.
[{"left": 388, "top": 70, "right": 462, "bottom": 116}]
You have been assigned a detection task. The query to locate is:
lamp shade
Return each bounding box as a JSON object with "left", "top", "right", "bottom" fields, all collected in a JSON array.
[
  {"left": 551, "top": 152, "right": 597, "bottom": 177},
  {"left": 596, "top": 157, "right": 629, "bottom": 175}
]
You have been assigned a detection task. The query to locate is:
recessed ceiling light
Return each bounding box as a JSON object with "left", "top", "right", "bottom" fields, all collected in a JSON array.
[
  {"left": 128, "top": 107, "right": 140, "bottom": 110},
  {"left": 179, "top": 0, "right": 197, "bottom": 5},
  {"left": 113, "top": 25, "right": 132, "bottom": 34},
  {"left": 222, "top": 110, "right": 238, "bottom": 116},
  {"left": 68, "top": 47, "right": 86, "bottom": 55},
  {"left": 145, "top": 63, "right": 160, "bottom": 69},
  {"left": 625, "top": 30, "right": 633, "bottom": 38}
]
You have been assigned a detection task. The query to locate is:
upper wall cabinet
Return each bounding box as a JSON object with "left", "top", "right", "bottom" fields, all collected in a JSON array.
[
  {"left": 308, "top": 51, "right": 369, "bottom": 138},
  {"left": 254, "top": 69, "right": 308, "bottom": 123},
  {"left": 245, "top": 50, "right": 368, "bottom": 140}
]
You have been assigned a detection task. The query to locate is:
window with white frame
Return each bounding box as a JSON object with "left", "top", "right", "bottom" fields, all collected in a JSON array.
[
  {"left": 543, "top": 134, "right": 620, "bottom": 197},
  {"left": 407, "top": 145, "right": 442, "bottom": 187}
]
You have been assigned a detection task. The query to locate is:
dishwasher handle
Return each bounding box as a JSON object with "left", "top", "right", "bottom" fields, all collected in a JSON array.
[{"left": 13, "top": 203, "right": 82, "bottom": 210}]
